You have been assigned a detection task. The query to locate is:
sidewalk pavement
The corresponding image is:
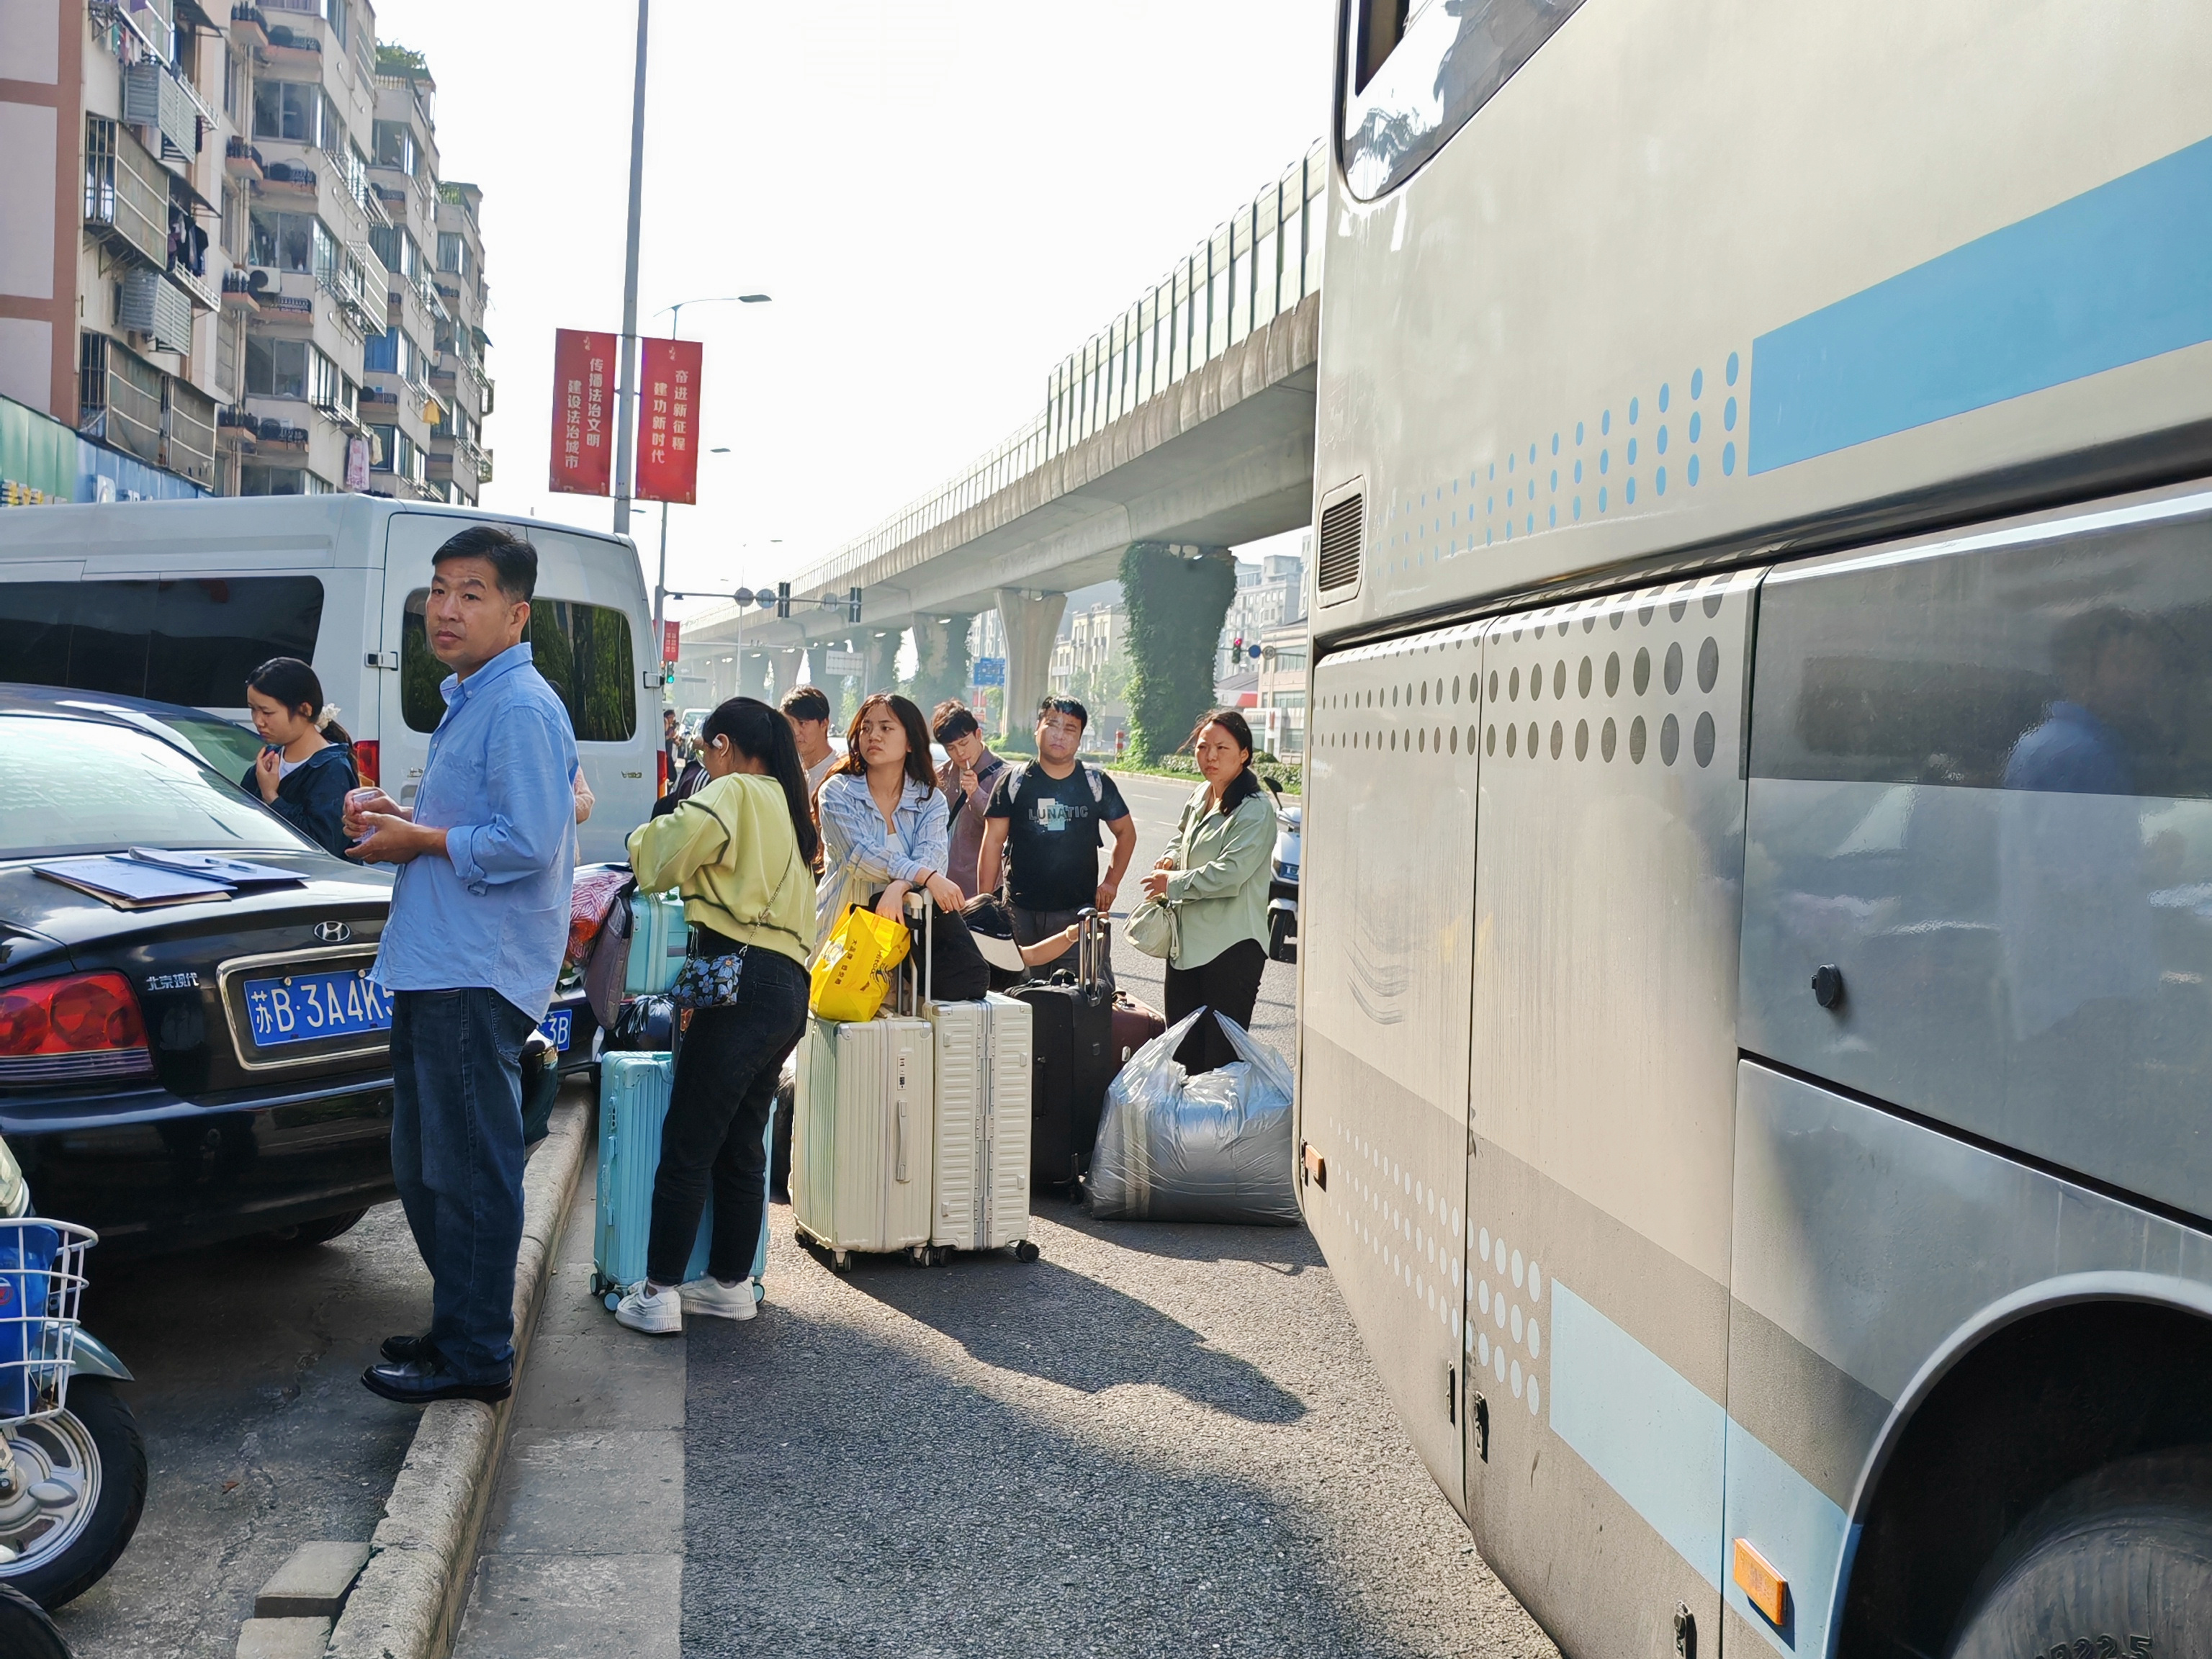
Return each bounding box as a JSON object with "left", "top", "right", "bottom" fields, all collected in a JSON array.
[{"left": 451, "top": 1145, "right": 683, "bottom": 1659}]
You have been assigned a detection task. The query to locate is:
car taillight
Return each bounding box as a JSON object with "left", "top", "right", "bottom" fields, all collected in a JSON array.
[
  {"left": 657, "top": 750, "right": 668, "bottom": 797},
  {"left": 354, "top": 739, "right": 380, "bottom": 787},
  {"left": 0, "top": 973, "right": 154, "bottom": 1085}
]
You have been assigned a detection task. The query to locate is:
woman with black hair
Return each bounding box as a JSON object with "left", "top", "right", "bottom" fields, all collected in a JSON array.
[
  {"left": 614, "top": 697, "right": 819, "bottom": 1335},
  {"left": 813, "top": 693, "right": 960, "bottom": 938},
  {"left": 1138, "top": 708, "right": 1277, "bottom": 1074},
  {"left": 242, "top": 657, "right": 358, "bottom": 858}
]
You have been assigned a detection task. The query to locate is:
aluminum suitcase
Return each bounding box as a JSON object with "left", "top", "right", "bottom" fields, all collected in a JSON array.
[
  {"left": 592, "top": 1049, "right": 771, "bottom": 1305},
  {"left": 927, "top": 992, "right": 1038, "bottom": 1259},
  {"left": 791, "top": 912, "right": 935, "bottom": 1269}
]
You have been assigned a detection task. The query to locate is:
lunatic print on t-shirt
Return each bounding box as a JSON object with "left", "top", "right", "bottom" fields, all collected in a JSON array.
[{"left": 987, "top": 763, "right": 1129, "bottom": 913}]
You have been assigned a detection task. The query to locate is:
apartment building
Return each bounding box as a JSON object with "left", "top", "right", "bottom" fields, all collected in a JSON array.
[
  {"left": 1048, "top": 588, "right": 1130, "bottom": 745},
  {"left": 1219, "top": 545, "right": 1304, "bottom": 674},
  {"left": 0, "top": 1, "right": 490, "bottom": 504}
]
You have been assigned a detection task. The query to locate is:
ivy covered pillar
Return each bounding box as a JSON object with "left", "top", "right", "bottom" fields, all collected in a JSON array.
[
  {"left": 866, "top": 626, "right": 905, "bottom": 697},
  {"left": 994, "top": 588, "right": 1067, "bottom": 745},
  {"left": 1121, "top": 542, "right": 1236, "bottom": 763},
  {"left": 907, "top": 611, "right": 975, "bottom": 716}
]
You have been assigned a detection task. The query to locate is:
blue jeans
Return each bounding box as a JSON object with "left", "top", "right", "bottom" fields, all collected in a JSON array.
[
  {"left": 647, "top": 948, "right": 809, "bottom": 1285},
  {"left": 389, "top": 988, "right": 536, "bottom": 1383}
]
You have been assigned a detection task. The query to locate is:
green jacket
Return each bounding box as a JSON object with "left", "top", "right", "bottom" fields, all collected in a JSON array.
[
  {"left": 626, "top": 773, "right": 817, "bottom": 966},
  {"left": 1160, "top": 781, "right": 1275, "bottom": 970}
]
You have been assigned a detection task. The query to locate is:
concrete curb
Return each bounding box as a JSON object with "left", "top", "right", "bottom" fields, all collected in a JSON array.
[{"left": 326, "top": 1092, "right": 592, "bottom": 1659}]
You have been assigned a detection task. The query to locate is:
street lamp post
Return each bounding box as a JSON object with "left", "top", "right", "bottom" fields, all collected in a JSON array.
[{"left": 648, "top": 294, "right": 769, "bottom": 689}]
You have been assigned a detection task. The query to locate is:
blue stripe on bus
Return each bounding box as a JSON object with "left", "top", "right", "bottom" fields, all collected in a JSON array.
[
  {"left": 1750, "top": 135, "right": 2212, "bottom": 474},
  {"left": 1549, "top": 1282, "right": 1727, "bottom": 1586},
  {"left": 1550, "top": 1281, "right": 1855, "bottom": 1655}
]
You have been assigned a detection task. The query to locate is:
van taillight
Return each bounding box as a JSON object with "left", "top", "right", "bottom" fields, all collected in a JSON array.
[
  {"left": 0, "top": 973, "right": 154, "bottom": 1084},
  {"left": 657, "top": 750, "right": 668, "bottom": 797},
  {"left": 354, "top": 739, "right": 380, "bottom": 786}
]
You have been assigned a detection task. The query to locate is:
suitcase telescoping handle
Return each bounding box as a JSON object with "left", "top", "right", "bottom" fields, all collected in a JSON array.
[
  {"left": 899, "top": 889, "right": 935, "bottom": 1012},
  {"left": 1076, "top": 907, "right": 1106, "bottom": 1006}
]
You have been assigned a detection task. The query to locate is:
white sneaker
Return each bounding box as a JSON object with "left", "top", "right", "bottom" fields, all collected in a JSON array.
[
  {"left": 676, "top": 1275, "right": 758, "bottom": 1321},
  {"left": 614, "top": 1282, "right": 683, "bottom": 1334}
]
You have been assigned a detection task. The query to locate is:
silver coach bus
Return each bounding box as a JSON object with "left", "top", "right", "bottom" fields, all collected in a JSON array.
[{"left": 1298, "top": 6, "right": 2212, "bottom": 1659}]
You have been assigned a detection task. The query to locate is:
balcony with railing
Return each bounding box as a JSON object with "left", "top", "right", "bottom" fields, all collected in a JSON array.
[
  {"left": 84, "top": 116, "right": 167, "bottom": 270},
  {"left": 225, "top": 134, "right": 264, "bottom": 179}
]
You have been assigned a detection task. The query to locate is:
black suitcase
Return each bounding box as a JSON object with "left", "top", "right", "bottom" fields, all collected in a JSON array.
[{"left": 1017, "top": 912, "right": 1117, "bottom": 1190}]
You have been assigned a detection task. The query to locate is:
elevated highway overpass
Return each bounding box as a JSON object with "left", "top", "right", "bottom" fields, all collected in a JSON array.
[{"left": 680, "top": 142, "right": 1326, "bottom": 729}]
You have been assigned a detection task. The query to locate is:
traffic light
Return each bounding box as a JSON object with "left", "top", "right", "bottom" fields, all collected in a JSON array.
[
  {"left": 775, "top": 581, "right": 791, "bottom": 619},
  {"left": 847, "top": 586, "right": 863, "bottom": 624}
]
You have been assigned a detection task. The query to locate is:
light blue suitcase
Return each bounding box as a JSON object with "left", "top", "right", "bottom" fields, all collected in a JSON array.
[
  {"left": 593, "top": 1051, "right": 772, "bottom": 1307},
  {"left": 621, "top": 891, "right": 689, "bottom": 997}
]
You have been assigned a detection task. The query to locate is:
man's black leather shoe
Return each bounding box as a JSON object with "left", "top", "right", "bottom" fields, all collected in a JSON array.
[
  {"left": 380, "top": 1333, "right": 436, "bottom": 1364},
  {"left": 361, "top": 1358, "right": 512, "bottom": 1406}
]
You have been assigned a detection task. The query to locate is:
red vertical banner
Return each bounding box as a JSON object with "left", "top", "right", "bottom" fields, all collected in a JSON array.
[
  {"left": 661, "top": 620, "right": 681, "bottom": 664},
  {"left": 549, "top": 328, "right": 615, "bottom": 495},
  {"left": 636, "top": 336, "right": 703, "bottom": 505}
]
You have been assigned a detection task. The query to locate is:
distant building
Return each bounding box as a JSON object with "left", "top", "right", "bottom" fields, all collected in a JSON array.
[
  {"left": 1050, "top": 593, "right": 1130, "bottom": 748},
  {"left": 1257, "top": 617, "right": 1308, "bottom": 757},
  {"left": 0, "top": 5, "right": 491, "bottom": 505},
  {"left": 1220, "top": 541, "right": 1304, "bottom": 675}
]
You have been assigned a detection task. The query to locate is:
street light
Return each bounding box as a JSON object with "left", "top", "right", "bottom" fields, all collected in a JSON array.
[{"left": 648, "top": 295, "right": 770, "bottom": 685}]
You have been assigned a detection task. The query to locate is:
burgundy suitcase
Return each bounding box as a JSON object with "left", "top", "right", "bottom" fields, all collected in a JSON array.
[{"left": 1110, "top": 992, "right": 1165, "bottom": 1068}]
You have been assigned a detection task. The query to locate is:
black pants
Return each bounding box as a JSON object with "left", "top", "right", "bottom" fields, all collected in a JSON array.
[
  {"left": 645, "top": 945, "right": 809, "bottom": 1285},
  {"left": 1164, "top": 938, "right": 1267, "bottom": 1074}
]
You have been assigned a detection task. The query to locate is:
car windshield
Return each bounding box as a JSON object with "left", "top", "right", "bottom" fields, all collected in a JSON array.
[
  {"left": 0, "top": 714, "right": 317, "bottom": 860},
  {"left": 53, "top": 700, "right": 268, "bottom": 781}
]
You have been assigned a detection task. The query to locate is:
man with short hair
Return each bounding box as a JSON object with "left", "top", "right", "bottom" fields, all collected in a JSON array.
[
  {"left": 346, "top": 523, "right": 577, "bottom": 1405},
  {"left": 661, "top": 707, "right": 685, "bottom": 791},
  {"left": 931, "top": 699, "right": 1006, "bottom": 899},
  {"left": 978, "top": 694, "right": 1135, "bottom": 986},
  {"left": 781, "top": 685, "right": 837, "bottom": 795}
]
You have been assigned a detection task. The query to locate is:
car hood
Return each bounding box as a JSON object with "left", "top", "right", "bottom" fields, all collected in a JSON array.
[{"left": 0, "top": 850, "right": 394, "bottom": 956}]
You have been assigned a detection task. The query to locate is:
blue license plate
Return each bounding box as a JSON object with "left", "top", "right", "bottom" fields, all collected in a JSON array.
[
  {"left": 540, "top": 1010, "right": 572, "bottom": 1052},
  {"left": 242, "top": 968, "right": 392, "bottom": 1048}
]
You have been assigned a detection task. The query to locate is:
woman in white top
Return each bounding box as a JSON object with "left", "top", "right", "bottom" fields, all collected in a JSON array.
[{"left": 813, "top": 693, "right": 963, "bottom": 943}]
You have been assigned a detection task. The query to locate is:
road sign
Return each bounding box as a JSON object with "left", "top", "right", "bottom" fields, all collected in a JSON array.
[
  {"left": 661, "top": 620, "right": 681, "bottom": 664},
  {"left": 824, "top": 650, "right": 865, "bottom": 676},
  {"left": 972, "top": 656, "right": 1007, "bottom": 687},
  {"left": 549, "top": 328, "right": 615, "bottom": 495}
]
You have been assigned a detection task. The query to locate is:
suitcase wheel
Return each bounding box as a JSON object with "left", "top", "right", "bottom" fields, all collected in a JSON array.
[
  {"left": 830, "top": 1249, "right": 852, "bottom": 1273},
  {"left": 1013, "top": 1241, "right": 1040, "bottom": 1264}
]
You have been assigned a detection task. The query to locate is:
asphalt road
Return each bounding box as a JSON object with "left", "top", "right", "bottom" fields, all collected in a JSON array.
[
  {"left": 46, "top": 1089, "right": 588, "bottom": 1659},
  {"left": 682, "top": 770, "right": 1557, "bottom": 1657}
]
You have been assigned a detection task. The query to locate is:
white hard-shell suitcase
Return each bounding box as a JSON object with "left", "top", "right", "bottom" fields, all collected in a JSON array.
[
  {"left": 927, "top": 993, "right": 1037, "bottom": 1259},
  {"left": 791, "top": 902, "right": 935, "bottom": 1270}
]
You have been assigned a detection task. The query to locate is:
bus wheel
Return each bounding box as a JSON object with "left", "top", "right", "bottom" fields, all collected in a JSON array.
[{"left": 1948, "top": 1447, "right": 2212, "bottom": 1659}]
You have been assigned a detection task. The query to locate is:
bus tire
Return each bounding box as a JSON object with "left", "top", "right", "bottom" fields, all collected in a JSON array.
[{"left": 1947, "top": 1447, "right": 2212, "bottom": 1659}]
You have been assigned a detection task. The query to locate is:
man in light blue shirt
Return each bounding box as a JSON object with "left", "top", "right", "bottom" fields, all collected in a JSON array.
[{"left": 346, "top": 523, "right": 577, "bottom": 1405}]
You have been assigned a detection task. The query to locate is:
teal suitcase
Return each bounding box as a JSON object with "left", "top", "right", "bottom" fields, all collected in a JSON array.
[
  {"left": 593, "top": 1051, "right": 772, "bottom": 1305},
  {"left": 621, "top": 891, "right": 688, "bottom": 997}
]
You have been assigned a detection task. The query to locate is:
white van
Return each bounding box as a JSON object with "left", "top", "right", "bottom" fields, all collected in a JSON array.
[{"left": 0, "top": 495, "right": 659, "bottom": 863}]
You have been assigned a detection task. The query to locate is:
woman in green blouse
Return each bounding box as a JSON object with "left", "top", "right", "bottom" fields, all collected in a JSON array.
[{"left": 1138, "top": 708, "right": 1278, "bottom": 1072}]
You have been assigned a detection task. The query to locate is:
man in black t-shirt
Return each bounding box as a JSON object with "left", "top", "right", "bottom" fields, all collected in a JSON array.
[{"left": 979, "top": 695, "right": 1136, "bottom": 989}]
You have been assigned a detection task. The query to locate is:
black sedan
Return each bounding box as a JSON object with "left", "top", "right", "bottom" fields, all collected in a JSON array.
[{"left": 0, "top": 691, "right": 399, "bottom": 1255}]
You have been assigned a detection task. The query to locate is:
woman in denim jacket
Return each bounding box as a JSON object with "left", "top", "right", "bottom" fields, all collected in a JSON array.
[{"left": 813, "top": 693, "right": 961, "bottom": 948}]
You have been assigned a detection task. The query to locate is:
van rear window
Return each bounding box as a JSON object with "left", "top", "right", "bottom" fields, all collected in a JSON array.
[
  {"left": 400, "top": 590, "right": 637, "bottom": 742},
  {"left": 0, "top": 577, "right": 325, "bottom": 706}
]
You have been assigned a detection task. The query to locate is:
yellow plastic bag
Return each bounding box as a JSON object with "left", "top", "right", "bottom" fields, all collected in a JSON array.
[{"left": 809, "top": 904, "right": 912, "bottom": 1022}]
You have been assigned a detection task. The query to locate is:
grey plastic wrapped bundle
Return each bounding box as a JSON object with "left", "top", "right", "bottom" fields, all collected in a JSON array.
[{"left": 1086, "top": 1008, "right": 1300, "bottom": 1225}]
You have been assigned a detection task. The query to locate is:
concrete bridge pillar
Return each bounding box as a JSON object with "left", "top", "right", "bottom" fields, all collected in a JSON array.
[
  {"left": 772, "top": 649, "right": 804, "bottom": 703},
  {"left": 995, "top": 588, "right": 1067, "bottom": 742},
  {"left": 865, "top": 626, "right": 906, "bottom": 698},
  {"left": 739, "top": 650, "right": 772, "bottom": 701}
]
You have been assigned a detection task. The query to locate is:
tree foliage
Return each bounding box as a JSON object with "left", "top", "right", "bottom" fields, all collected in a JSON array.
[{"left": 1120, "top": 544, "right": 1236, "bottom": 763}]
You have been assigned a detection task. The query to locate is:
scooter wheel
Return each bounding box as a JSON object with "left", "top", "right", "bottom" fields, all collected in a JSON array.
[
  {"left": 1014, "top": 1241, "right": 1040, "bottom": 1264},
  {"left": 0, "top": 1585, "right": 72, "bottom": 1659},
  {"left": 0, "top": 1380, "right": 147, "bottom": 1609}
]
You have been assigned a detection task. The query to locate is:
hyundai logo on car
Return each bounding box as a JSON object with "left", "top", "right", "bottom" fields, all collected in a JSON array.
[{"left": 313, "top": 921, "right": 353, "bottom": 944}]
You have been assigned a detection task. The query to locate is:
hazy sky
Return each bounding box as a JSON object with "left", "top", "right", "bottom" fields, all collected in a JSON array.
[{"left": 372, "top": 0, "right": 1336, "bottom": 620}]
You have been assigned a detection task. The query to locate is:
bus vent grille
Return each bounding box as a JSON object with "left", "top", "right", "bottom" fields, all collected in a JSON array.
[{"left": 1317, "top": 493, "right": 1364, "bottom": 598}]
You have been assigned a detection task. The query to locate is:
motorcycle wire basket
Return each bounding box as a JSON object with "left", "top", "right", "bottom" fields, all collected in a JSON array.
[{"left": 0, "top": 1220, "right": 94, "bottom": 1427}]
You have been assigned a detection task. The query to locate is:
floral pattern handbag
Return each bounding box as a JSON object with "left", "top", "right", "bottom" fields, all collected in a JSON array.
[{"left": 668, "top": 846, "right": 799, "bottom": 1010}]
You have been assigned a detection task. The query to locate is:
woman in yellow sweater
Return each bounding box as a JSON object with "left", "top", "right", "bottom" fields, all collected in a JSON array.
[{"left": 614, "top": 698, "right": 819, "bottom": 1335}]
